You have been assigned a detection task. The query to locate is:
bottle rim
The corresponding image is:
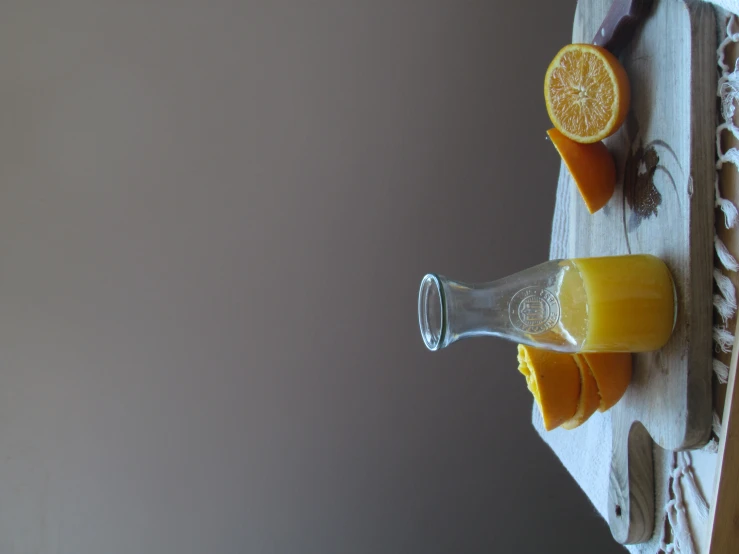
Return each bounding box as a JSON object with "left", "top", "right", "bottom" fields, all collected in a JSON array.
[{"left": 418, "top": 274, "right": 445, "bottom": 351}]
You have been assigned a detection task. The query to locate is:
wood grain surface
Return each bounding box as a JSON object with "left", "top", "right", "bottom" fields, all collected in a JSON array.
[
  {"left": 705, "top": 324, "right": 739, "bottom": 554},
  {"left": 564, "top": 0, "right": 717, "bottom": 544}
]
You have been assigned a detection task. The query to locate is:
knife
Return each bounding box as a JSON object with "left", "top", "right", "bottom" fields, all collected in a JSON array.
[{"left": 592, "top": 0, "right": 654, "bottom": 55}]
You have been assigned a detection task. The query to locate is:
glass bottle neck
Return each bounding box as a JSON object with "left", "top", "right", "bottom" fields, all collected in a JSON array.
[{"left": 418, "top": 274, "right": 512, "bottom": 351}]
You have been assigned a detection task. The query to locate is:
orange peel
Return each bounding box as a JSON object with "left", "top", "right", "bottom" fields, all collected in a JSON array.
[
  {"left": 517, "top": 345, "right": 580, "bottom": 431},
  {"left": 547, "top": 128, "right": 616, "bottom": 214}
]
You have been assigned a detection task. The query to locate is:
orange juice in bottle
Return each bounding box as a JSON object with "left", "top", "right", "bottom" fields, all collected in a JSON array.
[{"left": 418, "top": 254, "right": 676, "bottom": 353}]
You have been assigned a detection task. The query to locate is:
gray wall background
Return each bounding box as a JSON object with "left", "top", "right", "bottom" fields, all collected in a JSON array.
[{"left": 0, "top": 1, "right": 625, "bottom": 553}]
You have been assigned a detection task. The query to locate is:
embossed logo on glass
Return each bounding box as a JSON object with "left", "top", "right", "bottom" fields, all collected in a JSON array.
[{"left": 509, "top": 287, "right": 560, "bottom": 334}]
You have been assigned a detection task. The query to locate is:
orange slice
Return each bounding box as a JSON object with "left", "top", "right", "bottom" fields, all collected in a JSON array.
[
  {"left": 579, "top": 353, "right": 633, "bottom": 412},
  {"left": 561, "top": 354, "right": 601, "bottom": 430},
  {"left": 517, "top": 345, "right": 580, "bottom": 431},
  {"left": 544, "top": 43, "right": 630, "bottom": 144},
  {"left": 547, "top": 128, "right": 615, "bottom": 214}
]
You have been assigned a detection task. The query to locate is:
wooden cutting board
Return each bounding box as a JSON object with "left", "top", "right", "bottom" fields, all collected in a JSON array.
[{"left": 559, "top": 0, "right": 716, "bottom": 544}]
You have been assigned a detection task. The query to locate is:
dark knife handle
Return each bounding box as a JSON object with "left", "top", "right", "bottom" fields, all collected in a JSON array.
[{"left": 592, "top": 0, "right": 653, "bottom": 55}]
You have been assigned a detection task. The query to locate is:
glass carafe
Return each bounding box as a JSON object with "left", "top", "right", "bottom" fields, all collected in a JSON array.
[{"left": 418, "top": 254, "right": 676, "bottom": 353}]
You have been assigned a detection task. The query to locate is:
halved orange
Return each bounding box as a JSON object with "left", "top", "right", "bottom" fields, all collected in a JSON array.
[
  {"left": 517, "top": 344, "right": 580, "bottom": 431},
  {"left": 561, "top": 354, "right": 601, "bottom": 430},
  {"left": 544, "top": 44, "right": 630, "bottom": 144},
  {"left": 547, "top": 128, "right": 616, "bottom": 214},
  {"left": 579, "top": 353, "right": 633, "bottom": 412}
]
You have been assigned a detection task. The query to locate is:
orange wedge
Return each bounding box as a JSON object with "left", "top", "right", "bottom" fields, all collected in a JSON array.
[
  {"left": 547, "top": 128, "right": 616, "bottom": 214},
  {"left": 579, "top": 353, "right": 633, "bottom": 412},
  {"left": 517, "top": 347, "right": 633, "bottom": 431},
  {"left": 517, "top": 345, "right": 580, "bottom": 431},
  {"left": 544, "top": 44, "right": 630, "bottom": 144},
  {"left": 561, "top": 354, "right": 601, "bottom": 430}
]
